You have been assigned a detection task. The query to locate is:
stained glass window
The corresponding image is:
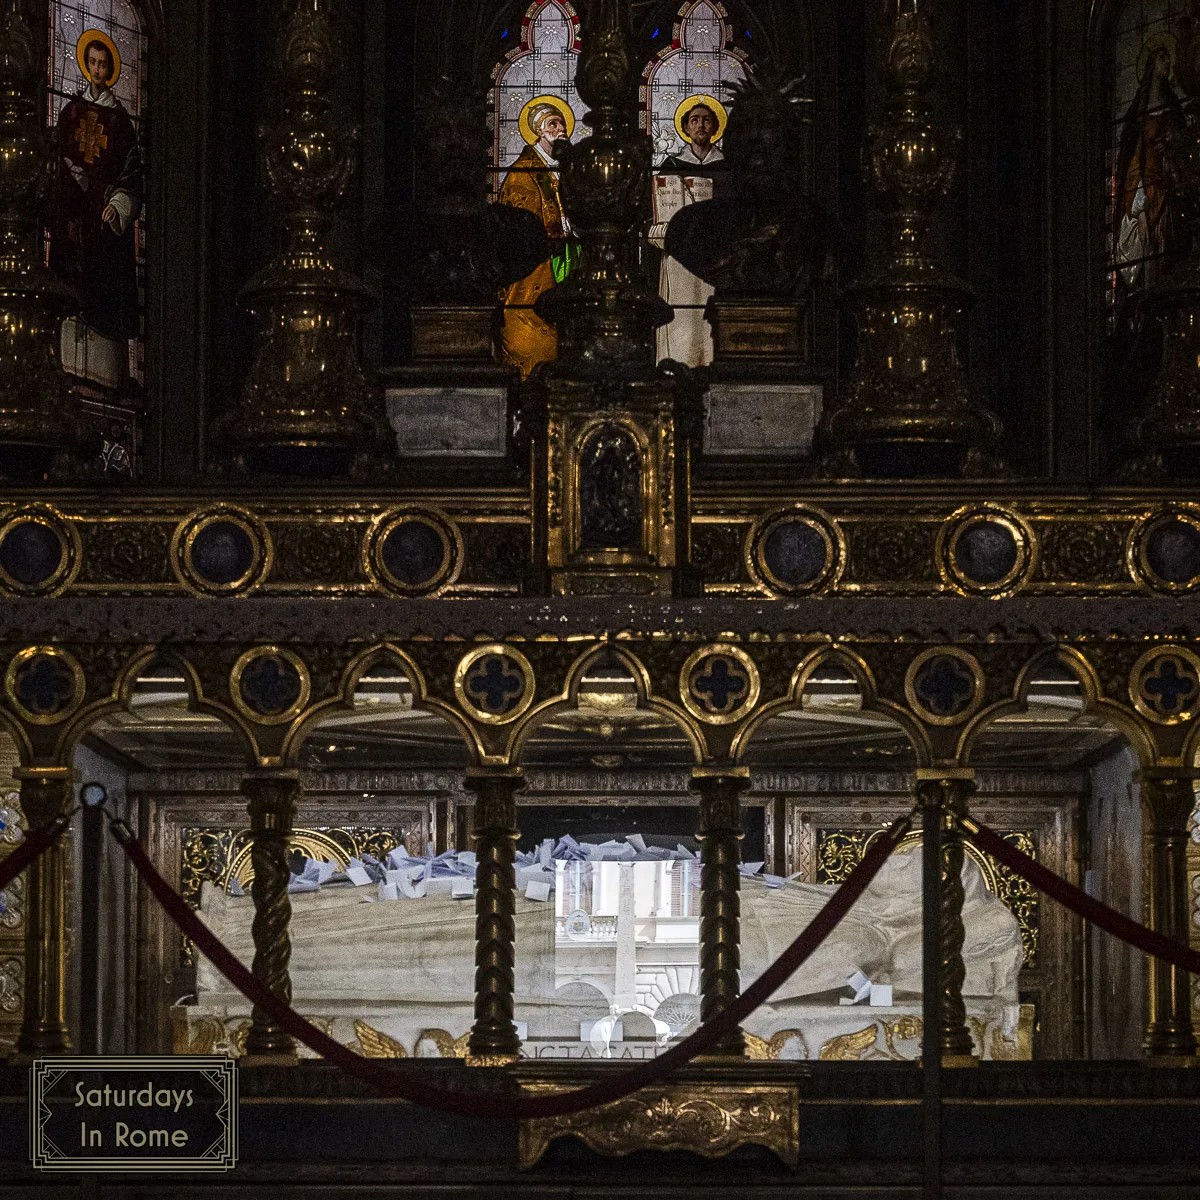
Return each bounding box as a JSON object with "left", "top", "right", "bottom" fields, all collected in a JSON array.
[
  {"left": 45, "top": 0, "right": 147, "bottom": 476},
  {"left": 641, "top": 0, "right": 748, "bottom": 167},
  {"left": 491, "top": 0, "right": 585, "bottom": 193},
  {"left": 1105, "top": 1, "right": 1191, "bottom": 332}
]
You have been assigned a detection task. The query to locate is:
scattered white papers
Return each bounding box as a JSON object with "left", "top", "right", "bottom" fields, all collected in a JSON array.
[
  {"left": 869, "top": 984, "right": 893, "bottom": 1007},
  {"left": 525, "top": 880, "right": 551, "bottom": 902},
  {"left": 740, "top": 861, "right": 765, "bottom": 877},
  {"left": 451, "top": 877, "right": 474, "bottom": 899},
  {"left": 345, "top": 859, "right": 373, "bottom": 887},
  {"left": 839, "top": 969, "right": 872, "bottom": 1006},
  {"left": 378, "top": 881, "right": 400, "bottom": 901}
]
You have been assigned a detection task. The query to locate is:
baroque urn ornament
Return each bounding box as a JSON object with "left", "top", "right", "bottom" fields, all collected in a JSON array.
[
  {"left": 215, "top": 0, "right": 390, "bottom": 478},
  {"left": 818, "top": 0, "right": 1003, "bottom": 479}
]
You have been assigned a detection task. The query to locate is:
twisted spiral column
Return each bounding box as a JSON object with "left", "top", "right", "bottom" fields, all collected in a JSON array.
[
  {"left": 917, "top": 772, "right": 976, "bottom": 1065},
  {"left": 1141, "top": 770, "right": 1198, "bottom": 1061},
  {"left": 693, "top": 768, "right": 750, "bottom": 1057},
  {"left": 466, "top": 768, "right": 524, "bottom": 1061},
  {"left": 243, "top": 771, "right": 300, "bottom": 1061},
  {"left": 15, "top": 768, "right": 74, "bottom": 1057}
]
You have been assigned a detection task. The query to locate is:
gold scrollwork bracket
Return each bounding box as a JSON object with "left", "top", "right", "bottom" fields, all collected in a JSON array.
[{"left": 518, "top": 1082, "right": 799, "bottom": 1170}]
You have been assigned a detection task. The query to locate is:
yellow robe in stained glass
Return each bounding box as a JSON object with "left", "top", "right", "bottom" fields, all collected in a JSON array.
[{"left": 499, "top": 145, "right": 567, "bottom": 378}]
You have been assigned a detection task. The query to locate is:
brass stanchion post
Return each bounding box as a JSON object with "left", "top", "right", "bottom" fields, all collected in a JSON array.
[
  {"left": 466, "top": 768, "right": 524, "bottom": 1062},
  {"left": 693, "top": 767, "right": 750, "bottom": 1057},
  {"left": 242, "top": 770, "right": 301, "bottom": 1064},
  {"left": 13, "top": 767, "right": 74, "bottom": 1058}
]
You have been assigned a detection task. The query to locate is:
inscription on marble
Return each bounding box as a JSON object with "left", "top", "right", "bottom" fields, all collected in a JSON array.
[
  {"left": 704, "top": 384, "right": 823, "bottom": 457},
  {"left": 385, "top": 388, "right": 508, "bottom": 457}
]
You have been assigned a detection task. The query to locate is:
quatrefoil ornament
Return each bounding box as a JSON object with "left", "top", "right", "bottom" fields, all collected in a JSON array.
[
  {"left": 1130, "top": 647, "right": 1200, "bottom": 725},
  {"left": 680, "top": 645, "right": 760, "bottom": 725},
  {"left": 5, "top": 647, "right": 85, "bottom": 726},
  {"left": 454, "top": 645, "right": 535, "bottom": 725},
  {"left": 905, "top": 648, "right": 983, "bottom": 726}
]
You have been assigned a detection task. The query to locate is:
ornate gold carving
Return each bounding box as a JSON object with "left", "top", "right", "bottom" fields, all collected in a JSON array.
[
  {"left": 743, "top": 1028, "right": 809, "bottom": 1060},
  {"left": 519, "top": 1083, "right": 799, "bottom": 1169},
  {"left": 353, "top": 1019, "right": 407, "bottom": 1058},
  {"left": 416, "top": 1027, "right": 470, "bottom": 1058},
  {"left": 819, "top": 1016, "right": 923, "bottom": 1061}
]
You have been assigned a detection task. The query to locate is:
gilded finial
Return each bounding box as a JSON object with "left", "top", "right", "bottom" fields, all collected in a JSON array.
[{"left": 817, "top": 0, "right": 1003, "bottom": 478}]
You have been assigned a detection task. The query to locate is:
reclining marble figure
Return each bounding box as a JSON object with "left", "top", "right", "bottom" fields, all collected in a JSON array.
[{"left": 192, "top": 846, "right": 1024, "bottom": 1058}]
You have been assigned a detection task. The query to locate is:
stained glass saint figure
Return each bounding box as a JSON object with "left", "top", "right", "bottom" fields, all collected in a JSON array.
[
  {"left": 48, "top": 28, "right": 143, "bottom": 391},
  {"left": 498, "top": 95, "right": 578, "bottom": 378},
  {"left": 649, "top": 96, "right": 729, "bottom": 367}
]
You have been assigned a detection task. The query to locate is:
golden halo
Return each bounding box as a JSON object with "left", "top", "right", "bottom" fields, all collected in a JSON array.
[
  {"left": 674, "top": 94, "right": 728, "bottom": 144},
  {"left": 1137, "top": 31, "right": 1176, "bottom": 85},
  {"left": 518, "top": 95, "right": 575, "bottom": 145},
  {"left": 76, "top": 29, "right": 122, "bottom": 89}
]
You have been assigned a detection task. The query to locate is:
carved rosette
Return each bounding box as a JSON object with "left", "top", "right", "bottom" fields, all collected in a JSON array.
[
  {"left": 818, "top": 0, "right": 1002, "bottom": 479},
  {"left": 0, "top": 0, "right": 77, "bottom": 476},
  {"left": 466, "top": 769, "right": 524, "bottom": 1060},
  {"left": 243, "top": 773, "right": 300, "bottom": 1059},
  {"left": 216, "top": 0, "right": 389, "bottom": 477}
]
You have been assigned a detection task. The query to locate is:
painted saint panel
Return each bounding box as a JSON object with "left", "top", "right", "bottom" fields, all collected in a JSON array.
[
  {"left": 1105, "top": 1, "right": 1192, "bottom": 332},
  {"left": 643, "top": 2, "right": 747, "bottom": 367},
  {"left": 46, "top": 0, "right": 146, "bottom": 475},
  {"left": 492, "top": 1, "right": 585, "bottom": 377}
]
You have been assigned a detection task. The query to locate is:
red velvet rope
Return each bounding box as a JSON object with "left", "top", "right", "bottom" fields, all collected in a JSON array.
[
  {"left": 965, "top": 819, "right": 1200, "bottom": 975},
  {"left": 0, "top": 814, "right": 72, "bottom": 893},
  {"left": 111, "top": 811, "right": 912, "bottom": 1120}
]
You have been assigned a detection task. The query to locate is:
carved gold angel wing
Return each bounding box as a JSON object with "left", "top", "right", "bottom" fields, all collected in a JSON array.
[
  {"left": 354, "top": 1018, "right": 408, "bottom": 1058},
  {"left": 416, "top": 1027, "right": 470, "bottom": 1058},
  {"left": 818, "top": 1023, "right": 880, "bottom": 1061}
]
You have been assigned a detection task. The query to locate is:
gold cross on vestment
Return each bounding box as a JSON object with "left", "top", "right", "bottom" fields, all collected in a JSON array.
[{"left": 75, "top": 110, "right": 108, "bottom": 165}]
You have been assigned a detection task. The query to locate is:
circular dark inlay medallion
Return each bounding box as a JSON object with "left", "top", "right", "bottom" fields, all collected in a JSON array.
[
  {"left": 380, "top": 519, "right": 446, "bottom": 588},
  {"left": 954, "top": 519, "right": 1019, "bottom": 586},
  {"left": 0, "top": 521, "right": 64, "bottom": 588},
  {"left": 1145, "top": 518, "right": 1200, "bottom": 585},
  {"left": 190, "top": 521, "right": 256, "bottom": 586},
  {"left": 762, "top": 520, "right": 829, "bottom": 588}
]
